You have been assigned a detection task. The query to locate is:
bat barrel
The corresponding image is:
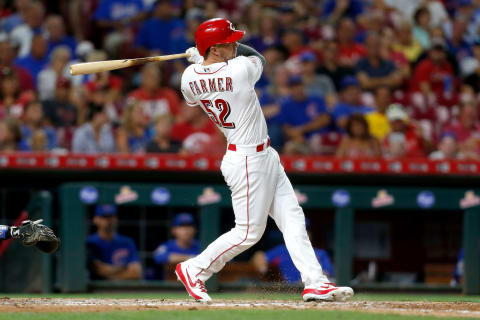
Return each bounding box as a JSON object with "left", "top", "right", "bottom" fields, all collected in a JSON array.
[
  {"left": 69, "top": 53, "right": 190, "bottom": 76},
  {"left": 69, "top": 59, "right": 134, "bottom": 76}
]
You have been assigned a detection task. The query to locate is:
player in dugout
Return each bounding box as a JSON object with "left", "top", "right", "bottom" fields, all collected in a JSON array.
[
  {"left": 153, "top": 213, "right": 200, "bottom": 278},
  {"left": 252, "top": 218, "right": 334, "bottom": 283},
  {"left": 86, "top": 204, "right": 142, "bottom": 280}
]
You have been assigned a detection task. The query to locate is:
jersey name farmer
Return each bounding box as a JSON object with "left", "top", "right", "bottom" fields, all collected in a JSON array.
[{"left": 181, "top": 56, "right": 268, "bottom": 145}]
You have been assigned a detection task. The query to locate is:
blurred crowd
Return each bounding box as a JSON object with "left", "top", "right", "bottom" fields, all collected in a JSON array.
[{"left": 1, "top": 0, "right": 480, "bottom": 160}]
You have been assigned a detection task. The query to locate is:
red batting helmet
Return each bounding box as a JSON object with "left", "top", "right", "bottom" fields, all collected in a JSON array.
[{"left": 194, "top": 18, "right": 245, "bottom": 56}]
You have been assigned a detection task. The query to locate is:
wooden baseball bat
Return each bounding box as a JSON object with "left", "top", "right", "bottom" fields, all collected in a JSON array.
[{"left": 69, "top": 52, "right": 190, "bottom": 76}]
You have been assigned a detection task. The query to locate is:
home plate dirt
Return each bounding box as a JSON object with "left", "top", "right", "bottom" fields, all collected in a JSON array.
[{"left": 1, "top": 298, "right": 480, "bottom": 318}]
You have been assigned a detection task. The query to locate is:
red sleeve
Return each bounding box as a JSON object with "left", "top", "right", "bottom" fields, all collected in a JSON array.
[
  {"left": 411, "top": 61, "right": 431, "bottom": 92},
  {"left": 170, "top": 122, "right": 190, "bottom": 142},
  {"left": 163, "top": 89, "right": 180, "bottom": 115},
  {"left": 109, "top": 75, "right": 123, "bottom": 90},
  {"left": 405, "top": 127, "right": 425, "bottom": 157},
  {"left": 128, "top": 89, "right": 142, "bottom": 100},
  {"left": 85, "top": 81, "right": 96, "bottom": 93},
  {"left": 355, "top": 44, "right": 366, "bottom": 57},
  {"left": 18, "top": 91, "right": 35, "bottom": 106},
  {"left": 14, "top": 67, "right": 34, "bottom": 91}
]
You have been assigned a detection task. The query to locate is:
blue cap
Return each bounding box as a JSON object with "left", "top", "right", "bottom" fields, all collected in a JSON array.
[
  {"left": 340, "top": 76, "right": 359, "bottom": 89},
  {"left": 95, "top": 204, "right": 117, "bottom": 217},
  {"left": 172, "top": 213, "right": 195, "bottom": 227},
  {"left": 300, "top": 51, "right": 316, "bottom": 63},
  {"left": 288, "top": 75, "right": 303, "bottom": 86},
  {"left": 440, "top": 131, "right": 457, "bottom": 141}
]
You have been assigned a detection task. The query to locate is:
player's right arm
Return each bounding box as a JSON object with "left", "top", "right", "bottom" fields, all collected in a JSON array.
[
  {"left": 180, "top": 70, "right": 199, "bottom": 107},
  {"left": 154, "top": 243, "right": 194, "bottom": 264}
]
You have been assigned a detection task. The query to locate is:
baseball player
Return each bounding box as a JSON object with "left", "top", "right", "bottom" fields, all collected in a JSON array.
[
  {"left": 0, "top": 219, "right": 60, "bottom": 253},
  {"left": 175, "top": 18, "right": 354, "bottom": 302}
]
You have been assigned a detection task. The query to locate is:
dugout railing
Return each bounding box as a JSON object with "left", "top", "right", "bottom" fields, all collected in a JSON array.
[{"left": 58, "top": 182, "right": 480, "bottom": 295}]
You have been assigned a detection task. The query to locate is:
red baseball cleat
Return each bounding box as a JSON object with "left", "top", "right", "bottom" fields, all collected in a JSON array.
[
  {"left": 303, "top": 282, "right": 354, "bottom": 302},
  {"left": 175, "top": 262, "right": 212, "bottom": 302}
]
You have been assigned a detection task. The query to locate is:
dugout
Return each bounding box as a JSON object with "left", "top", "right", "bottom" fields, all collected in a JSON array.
[{"left": 57, "top": 182, "right": 480, "bottom": 295}]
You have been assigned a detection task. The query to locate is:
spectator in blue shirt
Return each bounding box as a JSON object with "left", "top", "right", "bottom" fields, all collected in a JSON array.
[
  {"left": 45, "top": 15, "right": 77, "bottom": 59},
  {"left": 19, "top": 101, "right": 56, "bottom": 151},
  {"left": 299, "top": 51, "right": 336, "bottom": 103},
  {"left": 246, "top": 10, "right": 281, "bottom": 54},
  {"left": 87, "top": 204, "right": 142, "bottom": 280},
  {"left": 252, "top": 219, "right": 334, "bottom": 283},
  {"left": 356, "top": 32, "right": 402, "bottom": 91},
  {"left": 278, "top": 75, "right": 331, "bottom": 154},
  {"left": 170, "top": 9, "right": 203, "bottom": 54},
  {"left": 135, "top": 0, "right": 185, "bottom": 55},
  {"left": 2, "top": 0, "right": 29, "bottom": 33},
  {"left": 15, "top": 34, "right": 48, "bottom": 87},
  {"left": 94, "top": 0, "right": 146, "bottom": 28},
  {"left": 153, "top": 213, "right": 200, "bottom": 269},
  {"left": 258, "top": 90, "right": 283, "bottom": 148},
  {"left": 72, "top": 102, "right": 116, "bottom": 154},
  {"left": 10, "top": 1, "right": 45, "bottom": 58},
  {"left": 332, "top": 76, "right": 373, "bottom": 131},
  {"left": 323, "top": 0, "right": 364, "bottom": 23}
]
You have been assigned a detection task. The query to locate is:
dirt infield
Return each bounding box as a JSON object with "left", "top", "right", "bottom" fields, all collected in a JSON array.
[{"left": 1, "top": 298, "right": 480, "bottom": 318}]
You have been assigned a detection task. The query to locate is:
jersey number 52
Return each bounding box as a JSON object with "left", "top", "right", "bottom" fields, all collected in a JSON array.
[{"left": 200, "top": 99, "right": 235, "bottom": 129}]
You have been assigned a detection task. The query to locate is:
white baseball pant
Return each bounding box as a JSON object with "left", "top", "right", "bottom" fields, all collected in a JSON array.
[{"left": 186, "top": 142, "right": 328, "bottom": 287}]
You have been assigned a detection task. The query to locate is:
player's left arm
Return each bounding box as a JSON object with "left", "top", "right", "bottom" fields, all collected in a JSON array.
[
  {"left": 109, "top": 262, "right": 142, "bottom": 280},
  {"left": 295, "top": 99, "right": 331, "bottom": 135},
  {"left": 236, "top": 43, "right": 266, "bottom": 86},
  {"left": 104, "top": 240, "right": 142, "bottom": 280},
  {"left": 296, "top": 114, "right": 331, "bottom": 135},
  {"left": 168, "top": 253, "right": 195, "bottom": 263},
  {"left": 236, "top": 43, "right": 266, "bottom": 68}
]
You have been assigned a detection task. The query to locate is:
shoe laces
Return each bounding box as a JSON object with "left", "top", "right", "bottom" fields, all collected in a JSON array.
[{"left": 196, "top": 280, "right": 207, "bottom": 293}]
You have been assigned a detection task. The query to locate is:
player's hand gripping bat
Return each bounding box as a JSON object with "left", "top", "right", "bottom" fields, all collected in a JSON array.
[{"left": 69, "top": 52, "right": 190, "bottom": 76}]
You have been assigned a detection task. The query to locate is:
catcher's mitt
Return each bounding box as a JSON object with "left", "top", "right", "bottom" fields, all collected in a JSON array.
[{"left": 11, "top": 219, "right": 60, "bottom": 254}]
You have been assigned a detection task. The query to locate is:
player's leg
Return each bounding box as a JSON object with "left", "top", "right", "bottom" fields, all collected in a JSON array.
[
  {"left": 177, "top": 151, "right": 275, "bottom": 300},
  {"left": 267, "top": 149, "right": 326, "bottom": 286},
  {"left": 268, "top": 149, "right": 353, "bottom": 301}
]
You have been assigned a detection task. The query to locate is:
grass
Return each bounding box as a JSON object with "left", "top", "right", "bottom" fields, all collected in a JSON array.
[{"left": 0, "top": 310, "right": 477, "bottom": 320}]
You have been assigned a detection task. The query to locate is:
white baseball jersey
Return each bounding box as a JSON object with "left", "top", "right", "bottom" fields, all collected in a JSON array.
[
  {"left": 180, "top": 55, "right": 330, "bottom": 294},
  {"left": 180, "top": 56, "right": 268, "bottom": 145}
]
